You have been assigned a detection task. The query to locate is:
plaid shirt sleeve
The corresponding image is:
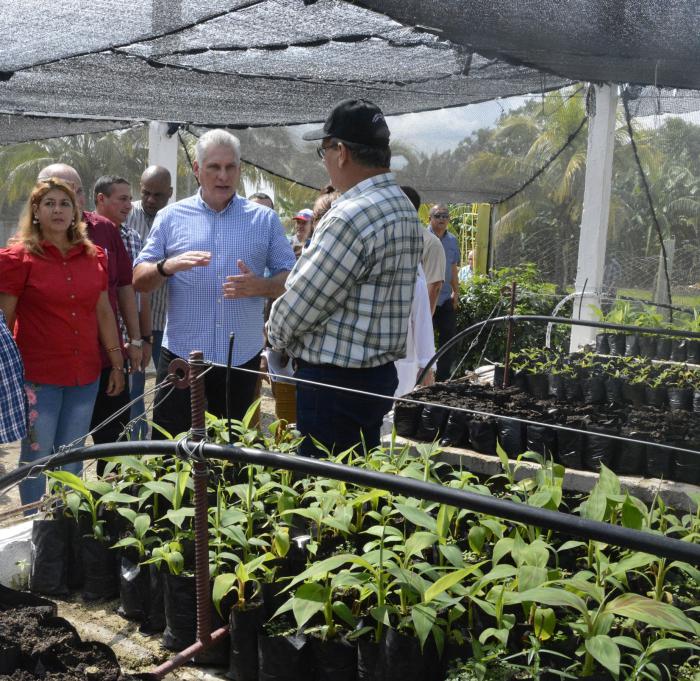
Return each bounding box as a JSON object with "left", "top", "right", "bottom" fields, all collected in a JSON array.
[
  {"left": 0, "top": 312, "right": 27, "bottom": 443},
  {"left": 268, "top": 215, "right": 364, "bottom": 348}
]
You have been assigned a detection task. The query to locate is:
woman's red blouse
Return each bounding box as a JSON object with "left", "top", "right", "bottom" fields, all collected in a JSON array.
[{"left": 0, "top": 242, "right": 108, "bottom": 386}]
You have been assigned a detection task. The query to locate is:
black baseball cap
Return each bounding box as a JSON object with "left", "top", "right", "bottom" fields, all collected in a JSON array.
[{"left": 302, "top": 99, "right": 390, "bottom": 147}]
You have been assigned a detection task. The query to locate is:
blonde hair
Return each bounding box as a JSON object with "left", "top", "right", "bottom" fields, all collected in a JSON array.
[{"left": 12, "top": 178, "right": 94, "bottom": 256}]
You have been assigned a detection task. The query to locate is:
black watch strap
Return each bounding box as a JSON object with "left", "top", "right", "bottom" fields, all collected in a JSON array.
[{"left": 157, "top": 258, "right": 173, "bottom": 277}]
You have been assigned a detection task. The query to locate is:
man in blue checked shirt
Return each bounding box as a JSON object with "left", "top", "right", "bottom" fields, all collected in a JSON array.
[
  {"left": 0, "top": 310, "right": 27, "bottom": 444},
  {"left": 268, "top": 99, "right": 423, "bottom": 457},
  {"left": 133, "top": 129, "right": 296, "bottom": 438}
]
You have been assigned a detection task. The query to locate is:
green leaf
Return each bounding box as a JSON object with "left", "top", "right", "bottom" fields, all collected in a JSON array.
[
  {"left": 395, "top": 504, "right": 437, "bottom": 532},
  {"left": 438, "top": 544, "right": 464, "bottom": 568},
  {"left": 508, "top": 586, "right": 587, "bottom": 617},
  {"left": 134, "top": 514, "right": 151, "bottom": 538},
  {"left": 117, "top": 507, "right": 137, "bottom": 524},
  {"left": 402, "top": 531, "right": 438, "bottom": 559},
  {"left": 410, "top": 603, "right": 436, "bottom": 650},
  {"left": 492, "top": 537, "right": 514, "bottom": 565},
  {"left": 580, "top": 486, "right": 607, "bottom": 521},
  {"left": 645, "top": 638, "right": 700, "bottom": 655},
  {"left": 533, "top": 607, "right": 556, "bottom": 640},
  {"left": 436, "top": 504, "right": 455, "bottom": 542},
  {"left": 585, "top": 635, "right": 620, "bottom": 677},
  {"left": 468, "top": 525, "right": 487, "bottom": 554},
  {"left": 518, "top": 565, "right": 548, "bottom": 592},
  {"left": 46, "top": 470, "right": 91, "bottom": 498},
  {"left": 606, "top": 593, "right": 700, "bottom": 635},
  {"left": 165, "top": 507, "right": 195, "bottom": 528},
  {"left": 212, "top": 573, "right": 237, "bottom": 616},
  {"left": 597, "top": 464, "right": 620, "bottom": 496},
  {"left": 424, "top": 564, "right": 484, "bottom": 603},
  {"left": 143, "top": 480, "right": 175, "bottom": 503},
  {"left": 621, "top": 495, "right": 644, "bottom": 530},
  {"left": 100, "top": 491, "right": 140, "bottom": 505},
  {"left": 291, "top": 582, "right": 327, "bottom": 630},
  {"left": 332, "top": 601, "right": 356, "bottom": 628}
]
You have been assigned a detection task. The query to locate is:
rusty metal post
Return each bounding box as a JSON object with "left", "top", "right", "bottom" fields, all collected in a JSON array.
[
  {"left": 188, "top": 350, "right": 212, "bottom": 647},
  {"left": 502, "top": 282, "right": 517, "bottom": 388}
]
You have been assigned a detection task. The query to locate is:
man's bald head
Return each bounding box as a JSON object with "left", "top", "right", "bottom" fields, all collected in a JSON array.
[
  {"left": 37, "top": 163, "right": 85, "bottom": 210},
  {"left": 140, "top": 165, "right": 173, "bottom": 216}
]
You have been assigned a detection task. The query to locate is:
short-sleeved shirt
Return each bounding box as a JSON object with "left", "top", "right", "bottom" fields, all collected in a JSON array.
[
  {"left": 124, "top": 200, "right": 167, "bottom": 330},
  {"left": 84, "top": 211, "right": 133, "bottom": 367},
  {"left": 0, "top": 310, "right": 27, "bottom": 443},
  {"left": 134, "top": 191, "right": 296, "bottom": 366},
  {"left": 429, "top": 227, "right": 460, "bottom": 306},
  {"left": 421, "top": 228, "right": 446, "bottom": 287},
  {"left": 268, "top": 173, "right": 423, "bottom": 368},
  {"left": 0, "top": 242, "right": 108, "bottom": 386}
]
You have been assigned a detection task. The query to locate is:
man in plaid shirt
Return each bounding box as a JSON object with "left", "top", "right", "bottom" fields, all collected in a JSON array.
[
  {"left": 0, "top": 310, "right": 26, "bottom": 443},
  {"left": 268, "top": 99, "right": 423, "bottom": 457}
]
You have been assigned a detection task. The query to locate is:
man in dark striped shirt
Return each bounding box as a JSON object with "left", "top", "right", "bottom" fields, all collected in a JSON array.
[{"left": 269, "top": 99, "right": 422, "bottom": 457}]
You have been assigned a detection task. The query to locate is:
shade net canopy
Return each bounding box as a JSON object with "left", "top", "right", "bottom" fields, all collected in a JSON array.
[{"left": 1, "top": 0, "right": 699, "bottom": 204}]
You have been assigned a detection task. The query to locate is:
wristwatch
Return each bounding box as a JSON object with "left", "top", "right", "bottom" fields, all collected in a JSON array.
[
  {"left": 157, "top": 258, "right": 173, "bottom": 277},
  {"left": 129, "top": 338, "right": 144, "bottom": 348}
]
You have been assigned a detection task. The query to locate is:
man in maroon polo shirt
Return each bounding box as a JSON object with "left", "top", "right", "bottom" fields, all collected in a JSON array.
[{"left": 37, "top": 164, "right": 142, "bottom": 445}]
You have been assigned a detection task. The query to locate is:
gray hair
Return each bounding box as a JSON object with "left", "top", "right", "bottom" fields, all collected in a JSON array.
[{"left": 195, "top": 129, "right": 241, "bottom": 166}]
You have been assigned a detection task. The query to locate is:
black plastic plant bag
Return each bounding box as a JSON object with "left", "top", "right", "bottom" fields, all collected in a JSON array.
[
  {"left": 393, "top": 401, "right": 422, "bottom": 438},
  {"left": 381, "top": 628, "right": 425, "bottom": 681},
  {"left": 496, "top": 417, "right": 524, "bottom": 459},
  {"left": 526, "top": 372, "right": 549, "bottom": 399},
  {"left": 625, "top": 334, "right": 640, "bottom": 357},
  {"left": 608, "top": 333, "right": 626, "bottom": 356},
  {"left": 563, "top": 376, "right": 583, "bottom": 402},
  {"left": 668, "top": 388, "right": 692, "bottom": 412},
  {"left": 670, "top": 339, "right": 687, "bottom": 362},
  {"left": 30, "top": 518, "right": 70, "bottom": 596},
  {"left": 141, "top": 564, "right": 165, "bottom": 634},
  {"left": 594, "top": 333, "right": 609, "bottom": 355},
  {"left": 556, "top": 424, "right": 584, "bottom": 470},
  {"left": 581, "top": 377, "right": 605, "bottom": 404},
  {"left": 622, "top": 381, "right": 646, "bottom": 407},
  {"left": 310, "top": 635, "right": 357, "bottom": 681},
  {"left": 548, "top": 373, "right": 567, "bottom": 400},
  {"left": 467, "top": 418, "right": 496, "bottom": 456},
  {"left": 162, "top": 573, "right": 197, "bottom": 651},
  {"left": 526, "top": 424, "right": 558, "bottom": 460},
  {"left": 645, "top": 386, "right": 667, "bottom": 409},
  {"left": 672, "top": 450, "right": 700, "bottom": 486},
  {"left": 694, "top": 391, "right": 700, "bottom": 414},
  {"left": 229, "top": 603, "right": 263, "bottom": 681},
  {"left": 638, "top": 335, "right": 657, "bottom": 359},
  {"left": 414, "top": 405, "right": 448, "bottom": 442},
  {"left": 616, "top": 433, "right": 646, "bottom": 476},
  {"left": 118, "top": 555, "right": 149, "bottom": 622},
  {"left": 645, "top": 444, "right": 671, "bottom": 479},
  {"left": 67, "top": 516, "right": 90, "bottom": 590},
  {"left": 258, "top": 631, "right": 307, "bottom": 681},
  {"left": 686, "top": 340, "right": 700, "bottom": 365},
  {"left": 0, "top": 638, "right": 20, "bottom": 674},
  {"left": 655, "top": 337, "right": 672, "bottom": 360},
  {"left": 38, "top": 639, "right": 120, "bottom": 678},
  {"left": 357, "top": 637, "right": 382, "bottom": 681},
  {"left": 585, "top": 428, "right": 618, "bottom": 472},
  {"left": 604, "top": 377, "right": 624, "bottom": 404},
  {"left": 81, "top": 536, "right": 118, "bottom": 601},
  {"left": 440, "top": 410, "right": 470, "bottom": 447}
]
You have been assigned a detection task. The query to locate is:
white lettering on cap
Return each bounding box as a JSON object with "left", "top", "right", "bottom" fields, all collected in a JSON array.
[{"left": 372, "top": 113, "right": 385, "bottom": 124}]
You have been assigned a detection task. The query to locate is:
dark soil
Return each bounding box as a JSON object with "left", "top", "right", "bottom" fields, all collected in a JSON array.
[
  {"left": 0, "top": 605, "right": 125, "bottom": 681},
  {"left": 396, "top": 381, "right": 700, "bottom": 480}
]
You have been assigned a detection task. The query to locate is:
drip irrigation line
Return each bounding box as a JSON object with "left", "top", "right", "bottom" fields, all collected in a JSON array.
[
  {"left": 206, "top": 359, "right": 700, "bottom": 458},
  {"left": 622, "top": 93, "right": 673, "bottom": 321},
  {"left": 449, "top": 299, "right": 504, "bottom": 380},
  {"left": 1, "top": 439, "right": 698, "bottom": 566}
]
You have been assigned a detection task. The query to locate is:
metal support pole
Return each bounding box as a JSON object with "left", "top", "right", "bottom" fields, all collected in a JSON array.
[
  {"left": 502, "top": 282, "right": 517, "bottom": 387},
  {"left": 188, "top": 351, "right": 213, "bottom": 649}
]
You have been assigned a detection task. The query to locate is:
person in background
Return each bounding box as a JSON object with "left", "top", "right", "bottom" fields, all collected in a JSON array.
[
  {"left": 401, "top": 186, "right": 445, "bottom": 314},
  {"left": 36, "top": 164, "right": 140, "bottom": 445},
  {"left": 0, "top": 178, "right": 124, "bottom": 507},
  {"left": 395, "top": 186, "right": 435, "bottom": 395},
  {"left": 134, "top": 129, "right": 295, "bottom": 438},
  {"left": 268, "top": 98, "right": 422, "bottom": 457},
  {"left": 249, "top": 192, "right": 275, "bottom": 210},
  {"left": 290, "top": 208, "right": 314, "bottom": 257},
  {"left": 95, "top": 176, "right": 152, "bottom": 440},
  {"left": 458, "top": 250, "right": 474, "bottom": 284},
  {"left": 429, "top": 204, "right": 460, "bottom": 381},
  {"left": 0, "top": 310, "right": 27, "bottom": 445},
  {"left": 122, "top": 166, "right": 173, "bottom": 438}
]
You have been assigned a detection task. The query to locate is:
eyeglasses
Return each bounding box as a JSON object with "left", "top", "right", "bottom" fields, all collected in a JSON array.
[
  {"left": 432, "top": 212, "right": 449, "bottom": 219},
  {"left": 316, "top": 143, "right": 339, "bottom": 160}
]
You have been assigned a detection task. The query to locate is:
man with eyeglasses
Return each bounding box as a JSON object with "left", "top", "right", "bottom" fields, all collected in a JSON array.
[
  {"left": 268, "top": 99, "right": 423, "bottom": 457},
  {"left": 429, "top": 204, "right": 460, "bottom": 381}
]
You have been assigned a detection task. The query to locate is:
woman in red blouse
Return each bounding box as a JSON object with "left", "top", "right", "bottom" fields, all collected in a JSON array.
[{"left": 0, "top": 178, "right": 125, "bottom": 508}]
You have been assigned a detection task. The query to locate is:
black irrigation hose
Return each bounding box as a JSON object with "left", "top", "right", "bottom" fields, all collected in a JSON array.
[
  {"left": 226, "top": 333, "right": 235, "bottom": 447},
  {"left": 417, "top": 314, "right": 700, "bottom": 385},
  {"left": 2, "top": 440, "right": 699, "bottom": 566}
]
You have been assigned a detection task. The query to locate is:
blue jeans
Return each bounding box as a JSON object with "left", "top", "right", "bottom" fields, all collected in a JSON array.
[
  {"left": 151, "top": 330, "right": 164, "bottom": 371},
  {"left": 294, "top": 361, "right": 397, "bottom": 458},
  {"left": 20, "top": 379, "right": 99, "bottom": 507},
  {"left": 128, "top": 330, "right": 163, "bottom": 440}
]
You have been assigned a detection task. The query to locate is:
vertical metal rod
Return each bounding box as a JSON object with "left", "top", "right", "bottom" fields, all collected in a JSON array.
[
  {"left": 188, "top": 350, "right": 212, "bottom": 644},
  {"left": 502, "top": 282, "right": 518, "bottom": 388}
]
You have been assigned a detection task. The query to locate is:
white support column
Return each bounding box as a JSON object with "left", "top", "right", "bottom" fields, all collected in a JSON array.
[
  {"left": 148, "top": 121, "right": 178, "bottom": 202},
  {"left": 570, "top": 84, "right": 619, "bottom": 351}
]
